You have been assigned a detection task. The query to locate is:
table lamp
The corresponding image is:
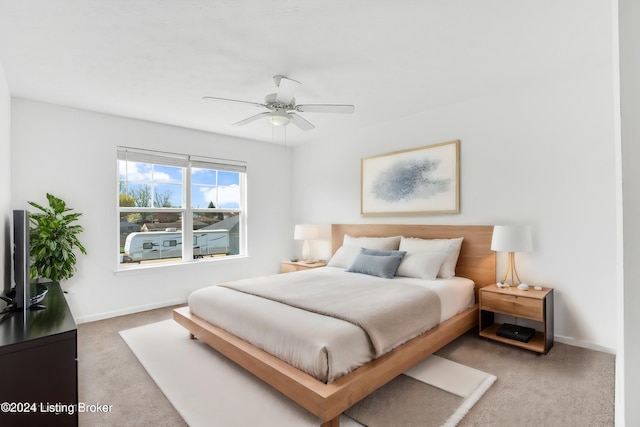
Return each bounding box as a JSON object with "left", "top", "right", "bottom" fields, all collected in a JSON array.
[
  {"left": 491, "top": 225, "right": 532, "bottom": 286},
  {"left": 294, "top": 224, "right": 327, "bottom": 263}
]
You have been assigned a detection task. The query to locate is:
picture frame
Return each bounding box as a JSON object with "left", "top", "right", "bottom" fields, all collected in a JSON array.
[{"left": 361, "top": 140, "right": 460, "bottom": 215}]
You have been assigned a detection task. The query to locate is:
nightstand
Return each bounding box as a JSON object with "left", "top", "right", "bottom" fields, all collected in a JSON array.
[
  {"left": 281, "top": 261, "right": 327, "bottom": 273},
  {"left": 479, "top": 284, "right": 554, "bottom": 354}
]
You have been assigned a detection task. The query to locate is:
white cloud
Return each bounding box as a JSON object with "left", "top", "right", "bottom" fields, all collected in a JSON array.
[
  {"left": 200, "top": 184, "right": 240, "bottom": 207},
  {"left": 119, "top": 161, "right": 172, "bottom": 182}
]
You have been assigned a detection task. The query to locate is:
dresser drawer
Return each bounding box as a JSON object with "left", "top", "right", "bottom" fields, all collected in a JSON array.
[{"left": 481, "top": 291, "right": 544, "bottom": 321}]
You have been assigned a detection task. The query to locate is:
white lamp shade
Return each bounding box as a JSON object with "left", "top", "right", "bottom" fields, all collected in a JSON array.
[
  {"left": 294, "top": 224, "right": 329, "bottom": 240},
  {"left": 491, "top": 225, "right": 532, "bottom": 252}
]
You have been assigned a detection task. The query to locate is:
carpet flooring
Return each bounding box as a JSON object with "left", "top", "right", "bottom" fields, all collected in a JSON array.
[
  {"left": 77, "top": 305, "right": 615, "bottom": 426},
  {"left": 119, "top": 319, "right": 495, "bottom": 426}
]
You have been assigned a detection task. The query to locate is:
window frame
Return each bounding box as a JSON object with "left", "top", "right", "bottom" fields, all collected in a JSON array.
[{"left": 117, "top": 146, "right": 247, "bottom": 270}]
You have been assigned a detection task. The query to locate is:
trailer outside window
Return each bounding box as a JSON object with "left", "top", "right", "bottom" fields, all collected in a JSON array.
[{"left": 117, "top": 146, "right": 246, "bottom": 269}]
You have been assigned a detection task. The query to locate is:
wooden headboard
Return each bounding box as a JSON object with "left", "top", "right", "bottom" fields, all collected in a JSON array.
[{"left": 331, "top": 224, "right": 496, "bottom": 297}]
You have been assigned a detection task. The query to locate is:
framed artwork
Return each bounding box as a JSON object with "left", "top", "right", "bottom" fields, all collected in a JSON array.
[{"left": 361, "top": 140, "right": 460, "bottom": 215}]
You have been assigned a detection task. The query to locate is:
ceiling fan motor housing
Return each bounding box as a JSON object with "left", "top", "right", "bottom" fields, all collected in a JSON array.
[{"left": 264, "top": 93, "right": 294, "bottom": 110}]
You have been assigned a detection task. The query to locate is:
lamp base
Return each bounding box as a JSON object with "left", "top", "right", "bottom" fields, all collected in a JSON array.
[
  {"left": 500, "top": 252, "right": 523, "bottom": 286},
  {"left": 301, "top": 240, "right": 311, "bottom": 261}
]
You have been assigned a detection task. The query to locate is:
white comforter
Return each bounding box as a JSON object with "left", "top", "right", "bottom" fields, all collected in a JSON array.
[{"left": 188, "top": 266, "right": 474, "bottom": 383}]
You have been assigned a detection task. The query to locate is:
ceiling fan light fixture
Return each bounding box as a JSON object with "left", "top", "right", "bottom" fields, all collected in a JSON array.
[
  {"left": 267, "top": 111, "right": 291, "bottom": 126},
  {"left": 203, "top": 75, "right": 354, "bottom": 131}
]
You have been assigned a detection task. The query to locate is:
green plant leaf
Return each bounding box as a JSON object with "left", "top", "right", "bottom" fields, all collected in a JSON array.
[{"left": 28, "top": 194, "right": 86, "bottom": 282}]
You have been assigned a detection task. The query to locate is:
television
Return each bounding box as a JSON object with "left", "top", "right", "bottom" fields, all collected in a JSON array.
[
  {"left": 1, "top": 210, "right": 43, "bottom": 316},
  {"left": 12, "top": 209, "right": 31, "bottom": 310}
]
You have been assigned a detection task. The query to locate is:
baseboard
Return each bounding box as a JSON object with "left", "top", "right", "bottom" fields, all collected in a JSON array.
[
  {"left": 555, "top": 335, "right": 616, "bottom": 355},
  {"left": 75, "top": 302, "right": 618, "bottom": 356},
  {"left": 74, "top": 298, "right": 187, "bottom": 324}
]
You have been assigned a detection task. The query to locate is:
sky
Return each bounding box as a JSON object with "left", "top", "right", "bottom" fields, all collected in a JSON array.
[{"left": 118, "top": 161, "right": 241, "bottom": 209}]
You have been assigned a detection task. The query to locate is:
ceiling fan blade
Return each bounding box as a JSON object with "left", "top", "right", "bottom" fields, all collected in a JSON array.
[
  {"left": 233, "top": 112, "right": 271, "bottom": 126},
  {"left": 295, "top": 104, "right": 355, "bottom": 114},
  {"left": 289, "top": 113, "right": 315, "bottom": 131},
  {"left": 275, "top": 76, "right": 300, "bottom": 104},
  {"left": 203, "top": 96, "right": 267, "bottom": 108}
]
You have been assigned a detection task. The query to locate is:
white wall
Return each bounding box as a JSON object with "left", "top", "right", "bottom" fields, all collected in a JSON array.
[
  {"left": 0, "top": 62, "right": 11, "bottom": 294},
  {"left": 292, "top": 65, "right": 618, "bottom": 352},
  {"left": 619, "top": 0, "right": 640, "bottom": 424},
  {"left": 10, "top": 99, "right": 293, "bottom": 322}
]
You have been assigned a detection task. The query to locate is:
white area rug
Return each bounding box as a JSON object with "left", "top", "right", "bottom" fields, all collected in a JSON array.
[{"left": 120, "top": 320, "right": 495, "bottom": 427}]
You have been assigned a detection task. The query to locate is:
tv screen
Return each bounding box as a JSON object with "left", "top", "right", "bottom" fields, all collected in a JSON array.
[{"left": 12, "top": 209, "right": 31, "bottom": 310}]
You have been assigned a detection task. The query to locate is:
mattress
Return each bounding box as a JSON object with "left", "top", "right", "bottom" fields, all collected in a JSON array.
[{"left": 188, "top": 266, "right": 474, "bottom": 383}]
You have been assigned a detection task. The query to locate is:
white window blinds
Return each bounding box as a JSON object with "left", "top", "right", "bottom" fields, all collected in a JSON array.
[{"left": 117, "top": 146, "right": 247, "bottom": 173}]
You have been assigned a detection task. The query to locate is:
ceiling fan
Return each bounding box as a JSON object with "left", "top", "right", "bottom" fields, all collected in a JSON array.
[{"left": 203, "top": 75, "right": 355, "bottom": 131}]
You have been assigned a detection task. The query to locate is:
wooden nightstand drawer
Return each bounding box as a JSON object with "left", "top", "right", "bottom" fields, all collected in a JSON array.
[{"left": 481, "top": 291, "right": 543, "bottom": 321}]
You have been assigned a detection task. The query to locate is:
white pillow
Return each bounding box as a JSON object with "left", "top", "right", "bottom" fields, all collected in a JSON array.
[
  {"left": 327, "top": 235, "right": 402, "bottom": 268},
  {"left": 327, "top": 245, "right": 361, "bottom": 268},
  {"left": 399, "top": 236, "right": 464, "bottom": 279},
  {"left": 343, "top": 235, "right": 401, "bottom": 250},
  {"left": 396, "top": 251, "right": 448, "bottom": 280}
]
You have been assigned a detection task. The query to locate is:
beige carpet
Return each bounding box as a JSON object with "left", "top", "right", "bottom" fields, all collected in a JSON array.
[{"left": 120, "top": 320, "right": 495, "bottom": 427}]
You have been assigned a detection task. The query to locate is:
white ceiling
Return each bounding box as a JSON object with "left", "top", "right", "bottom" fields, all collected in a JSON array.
[{"left": 0, "top": 0, "right": 609, "bottom": 146}]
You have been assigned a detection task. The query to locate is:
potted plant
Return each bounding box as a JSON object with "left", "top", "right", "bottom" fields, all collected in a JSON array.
[{"left": 29, "top": 193, "right": 87, "bottom": 283}]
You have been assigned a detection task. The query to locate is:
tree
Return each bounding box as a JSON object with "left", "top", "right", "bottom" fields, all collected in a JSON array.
[
  {"left": 119, "top": 193, "right": 135, "bottom": 207},
  {"left": 132, "top": 186, "right": 152, "bottom": 207},
  {"left": 128, "top": 185, "right": 173, "bottom": 207},
  {"left": 154, "top": 190, "right": 173, "bottom": 208},
  {"left": 207, "top": 201, "right": 224, "bottom": 220},
  {"left": 126, "top": 213, "right": 142, "bottom": 224}
]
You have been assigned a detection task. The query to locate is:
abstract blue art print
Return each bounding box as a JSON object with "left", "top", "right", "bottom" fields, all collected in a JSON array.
[{"left": 361, "top": 140, "right": 460, "bottom": 215}]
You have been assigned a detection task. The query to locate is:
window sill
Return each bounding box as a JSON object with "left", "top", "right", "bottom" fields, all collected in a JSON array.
[{"left": 113, "top": 254, "right": 248, "bottom": 276}]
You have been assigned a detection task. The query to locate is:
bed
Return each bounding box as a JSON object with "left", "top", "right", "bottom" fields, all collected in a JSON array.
[{"left": 174, "top": 224, "right": 495, "bottom": 426}]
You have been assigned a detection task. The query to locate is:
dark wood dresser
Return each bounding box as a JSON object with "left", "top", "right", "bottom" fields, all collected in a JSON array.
[{"left": 0, "top": 282, "right": 77, "bottom": 426}]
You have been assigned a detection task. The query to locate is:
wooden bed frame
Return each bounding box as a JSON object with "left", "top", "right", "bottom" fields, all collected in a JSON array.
[{"left": 174, "top": 224, "right": 495, "bottom": 426}]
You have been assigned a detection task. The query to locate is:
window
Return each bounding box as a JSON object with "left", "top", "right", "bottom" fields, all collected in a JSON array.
[{"left": 117, "top": 146, "right": 246, "bottom": 268}]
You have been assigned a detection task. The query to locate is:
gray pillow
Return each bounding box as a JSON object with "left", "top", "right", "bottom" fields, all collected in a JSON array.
[
  {"left": 360, "top": 248, "right": 407, "bottom": 258},
  {"left": 346, "top": 248, "right": 406, "bottom": 279}
]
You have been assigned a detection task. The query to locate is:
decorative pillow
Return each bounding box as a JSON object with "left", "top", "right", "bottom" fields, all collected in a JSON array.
[
  {"left": 343, "top": 235, "right": 401, "bottom": 251},
  {"left": 360, "top": 248, "right": 406, "bottom": 257},
  {"left": 399, "top": 236, "right": 464, "bottom": 279},
  {"left": 396, "top": 251, "right": 448, "bottom": 280},
  {"left": 346, "top": 248, "right": 407, "bottom": 279},
  {"left": 327, "top": 235, "right": 402, "bottom": 268}
]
